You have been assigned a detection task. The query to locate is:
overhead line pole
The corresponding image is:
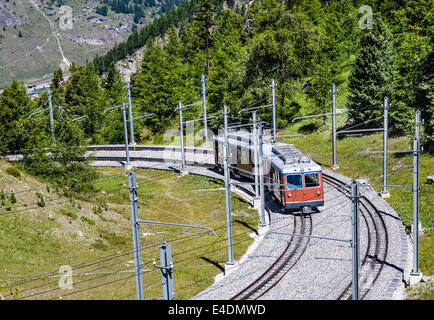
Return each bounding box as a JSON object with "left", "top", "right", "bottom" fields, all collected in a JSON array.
[
  {"left": 128, "top": 172, "right": 144, "bottom": 300},
  {"left": 411, "top": 110, "right": 422, "bottom": 282},
  {"left": 127, "top": 82, "right": 135, "bottom": 146},
  {"left": 253, "top": 111, "right": 259, "bottom": 199},
  {"left": 265, "top": 180, "right": 360, "bottom": 300},
  {"left": 178, "top": 102, "right": 187, "bottom": 175},
  {"left": 271, "top": 79, "right": 276, "bottom": 144},
  {"left": 48, "top": 87, "right": 55, "bottom": 145},
  {"left": 127, "top": 171, "right": 216, "bottom": 300},
  {"left": 103, "top": 103, "right": 130, "bottom": 169},
  {"left": 157, "top": 242, "right": 174, "bottom": 300},
  {"left": 201, "top": 74, "right": 208, "bottom": 145},
  {"left": 352, "top": 109, "right": 423, "bottom": 285},
  {"left": 223, "top": 104, "right": 235, "bottom": 266},
  {"left": 258, "top": 123, "right": 266, "bottom": 226},
  {"left": 380, "top": 97, "right": 390, "bottom": 198},
  {"left": 121, "top": 102, "right": 131, "bottom": 168},
  {"left": 351, "top": 179, "right": 361, "bottom": 300},
  {"left": 332, "top": 83, "right": 338, "bottom": 169}
]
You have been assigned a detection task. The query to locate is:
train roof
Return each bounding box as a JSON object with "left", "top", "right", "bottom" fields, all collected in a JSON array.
[
  {"left": 271, "top": 143, "right": 322, "bottom": 174},
  {"left": 214, "top": 133, "right": 322, "bottom": 174}
]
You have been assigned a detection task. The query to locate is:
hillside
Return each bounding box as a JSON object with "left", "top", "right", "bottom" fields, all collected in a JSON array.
[
  {"left": 0, "top": 0, "right": 182, "bottom": 89},
  {"left": 0, "top": 159, "right": 135, "bottom": 297},
  {"left": 0, "top": 160, "right": 258, "bottom": 299},
  {"left": 0, "top": 0, "right": 432, "bottom": 300}
]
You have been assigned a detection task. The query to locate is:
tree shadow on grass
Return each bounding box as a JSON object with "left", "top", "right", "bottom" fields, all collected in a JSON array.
[{"left": 298, "top": 122, "right": 321, "bottom": 134}]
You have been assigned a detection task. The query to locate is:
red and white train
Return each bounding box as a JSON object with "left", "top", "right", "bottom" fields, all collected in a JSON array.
[{"left": 214, "top": 133, "right": 324, "bottom": 212}]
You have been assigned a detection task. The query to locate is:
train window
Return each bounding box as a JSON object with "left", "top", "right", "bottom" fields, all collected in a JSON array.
[
  {"left": 286, "top": 174, "right": 302, "bottom": 189},
  {"left": 305, "top": 173, "right": 320, "bottom": 188},
  {"left": 240, "top": 148, "right": 249, "bottom": 165},
  {"left": 237, "top": 147, "right": 242, "bottom": 165}
]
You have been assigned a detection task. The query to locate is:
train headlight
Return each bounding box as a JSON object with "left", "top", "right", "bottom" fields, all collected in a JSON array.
[{"left": 316, "top": 191, "right": 320, "bottom": 196}]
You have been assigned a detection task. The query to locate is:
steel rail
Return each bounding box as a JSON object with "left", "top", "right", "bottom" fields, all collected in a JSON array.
[
  {"left": 322, "top": 174, "right": 389, "bottom": 300},
  {"left": 4, "top": 144, "right": 390, "bottom": 301},
  {"left": 231, "top": 214, "right": 312, "bottom": 300}
]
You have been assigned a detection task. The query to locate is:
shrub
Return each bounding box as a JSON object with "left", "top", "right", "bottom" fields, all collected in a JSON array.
[
  {"left": 92, "top": 206, "right": 103, "bottom": 214},
  {"left": 5, "top": 167, "right": 20, "bottom": 178},
  {"left": 81, "top": 216, "right": 95, "bottom": 225},
  {"left": 9, "top": 191, "right": 16, "bottom": 204},
  {"left": 58, "top": 207, "right": 77, "bottom": 219},
  {"left": 36, "top": 192, "right": 45, "bottom": 207}
]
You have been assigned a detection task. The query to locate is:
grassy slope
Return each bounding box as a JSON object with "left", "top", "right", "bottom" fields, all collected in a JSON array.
[
  {"left": 0, "top": 0, "right": 60, "bottom": 88},
  {"left": 0, "top": 162, "right": 258, "bottom": 300}
]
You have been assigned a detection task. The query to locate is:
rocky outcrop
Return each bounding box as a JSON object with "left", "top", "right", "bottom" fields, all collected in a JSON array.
[{"left": 116, "top": 46, "right": 146, "bottom": 83}]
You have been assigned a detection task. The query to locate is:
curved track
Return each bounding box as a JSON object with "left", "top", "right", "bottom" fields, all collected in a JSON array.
[
  {"left": 4, "top": 144, "right": 391, "bottom": 300},
  {"left": 231, "top": 213, "right": 312, "bottom": 300},
  {"left": 322, "top": 174, "right": 388, "bottom": 300}
]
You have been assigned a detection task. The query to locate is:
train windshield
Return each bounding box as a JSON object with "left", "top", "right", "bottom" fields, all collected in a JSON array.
[
  {"left": 305, "top": 173, "right": 321, "bottom": 188},
  {"left": 286, "top": 174, "right": 302, "bottom": 189}
]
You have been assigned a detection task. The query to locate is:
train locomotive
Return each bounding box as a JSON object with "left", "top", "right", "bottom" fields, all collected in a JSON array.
[{"left": 214, "top": 132, "right": 324, "bottom": 212}]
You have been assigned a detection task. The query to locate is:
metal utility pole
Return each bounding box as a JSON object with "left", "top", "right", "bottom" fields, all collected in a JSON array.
[
  {"left": 122, "top": 102, "right": 131, "bottom": 167},
  {"left": 258, "top": 123, "right": 266, "bottom": 226},
  {"left": 201, "top": 74, "right": 208, "bottom": 145},
  {"left": 128, "top": 172, "right": 144, "bottom": 300},
  {"left": 332, "top": 83, "right": 338, "bottom": 169},
  {"left": 253, "top": 111, "right": 259, "bottom": 199},
  {"left": 223, "top": 104, "right": 235, "bottom": 265},
  {"left": 157, "top": 242, "right": 175, "bottom": 300},
  {"left": 381, "top": 97, "right": 390, "bottom": 198},
  {"left": 47, "top": 87, "right": 55, "bottom": 145},
  {"left": 350, "top": 180, "right": 361, "bottom": 300},
  {"left": 411, "top": 110, "right": 421, "bottom": 278},
  {"left": 178, "top": 102, "right": 187, "bottom": 175},
  {"left": 127, "top": 82, "right": 135, "bottom": 145},
  {"left": 271, "top": 79, "right": 276, "bottom": 143}
]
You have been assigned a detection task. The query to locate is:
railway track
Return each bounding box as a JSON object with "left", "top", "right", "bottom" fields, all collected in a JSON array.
[
  {"left": 231, "top": 213, "right": 312, "bottom": 300},
  {"left": 90, "top": 155, "right": 215, "bottom": 167},
  {"left": 228, "top": 174, "right": 388, "bottom": 300},
  {"left": 87, "top": 144, "right": 215, "bottom": 167},
  {"left": 5, "top": 145, "right": 391, "bottom": 300},
  {"left": 322, "top": 174, "right": 388, "bottom": 300}
]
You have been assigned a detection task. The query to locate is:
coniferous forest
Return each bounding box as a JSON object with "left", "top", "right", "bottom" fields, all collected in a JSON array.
[
  {"left": 0, "top": 0, "right": 432, "bottom": 188},
  {"left": 94, "top": 0, "right": 433, "bottom": 149}
]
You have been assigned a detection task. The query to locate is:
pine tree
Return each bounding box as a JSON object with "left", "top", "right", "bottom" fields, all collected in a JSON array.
[
  {"left": 51, "top": 68, "right": 64, "bottom": 90},
  {"left": 0, "top": 80, "right": 34, "bottom": 153},
  {"left": 64, "top": 62, "right": 105, "bottom": 140},
  {"left": 51, "top": 114, "right": 99, "bottom": 193},
  {"left": 413, "top": 51, "right": 434, "bottom": 153},
  {"left": 100, "top": 62, "right": 127, "bottom": 144},
  {"left": 193, "top": 0, "right": 215, "bottom": 75},
  {"left": 346, "top": 15, "right": 396, "bottom": 130},
  {"left": 50, "top": 68, "right": 65, "bottom": 109},
  {"left": 242, "top": 0, "right": 324, "bottom": 126},
  {"left": 22, "top": 113, "right": 99, "bottom": 194},
  {"left": 131, "top": 36, "right": 190, "bottom": 133},
  {"left": 104, "top": 62, "right": 125, "bottom": 102},
  {"left": 207, "top": 9, "right": 244, "bottom": 116}
]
